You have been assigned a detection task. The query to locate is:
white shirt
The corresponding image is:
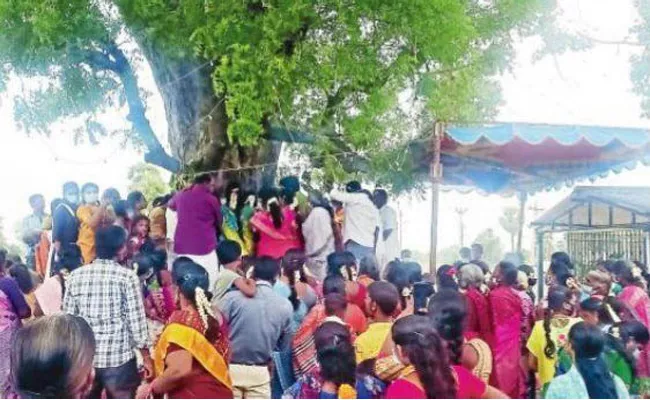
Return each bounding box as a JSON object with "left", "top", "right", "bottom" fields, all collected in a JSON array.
[
  {"left": 330, "top": 191, "right": 380, "bottom": 248},
  {"left": 380, "top": 205, "right": 400, "bottom": 266},
  {"left": 303, "top": 207, "right": 336, "bottom": 262}
]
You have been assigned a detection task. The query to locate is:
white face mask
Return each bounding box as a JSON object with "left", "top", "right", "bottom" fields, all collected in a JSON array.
[
  {"left": 65, "top": 194, "right": 79, "bottom": 205},
  {"left": 633, "top": 348, "right": 641, "bottom": 361},
  {"left": 84, "top": 193, "right": 99, "bottom": 204}
]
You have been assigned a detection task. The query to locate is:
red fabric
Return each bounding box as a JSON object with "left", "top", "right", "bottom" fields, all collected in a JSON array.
[
  {"left": 619, "top": 285, "right": 650, "bottom": 377},
  {"left": 488, "top": 285, "right": 525, "bottom": 398},
  {"left": 465, "top": 288, "right": 492, "bottom": 344},
  {"left": 385, "top": 379, "right": 425, "bottom": 399},
  {"left": 347, "top": 282, "right": 367, "bottom": 312},
  {"left": 250, "top": 207, "right": 302, "bottom": 259},
  {"left": 165, "top": 344, "right": 233, "bottom": 399},
  {"left": 453, "top": 365, "right": 487, "bottom": 399}
]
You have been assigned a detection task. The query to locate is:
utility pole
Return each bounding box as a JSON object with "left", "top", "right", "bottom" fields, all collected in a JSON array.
[{"left": 455, "top": 207, "right": 468, "bottom": 246}]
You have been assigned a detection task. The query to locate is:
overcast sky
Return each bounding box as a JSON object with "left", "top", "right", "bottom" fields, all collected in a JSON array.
[{"left": 1, "top": 0, "right": 649, "bottom": 260}]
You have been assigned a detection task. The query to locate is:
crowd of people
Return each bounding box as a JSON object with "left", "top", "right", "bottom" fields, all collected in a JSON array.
[{"left": 1, "top": 173, "right": 650, "bottom": 399}]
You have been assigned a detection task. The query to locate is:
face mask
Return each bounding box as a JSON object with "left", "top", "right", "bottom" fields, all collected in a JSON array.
[
  {"left": 127, "top": 210, "right": 135, "bottom": 219},
  {"left": 633, "top": 348, "right": 641, "bottom": 361},
  {"left": 65, "top": 194, "right": 79, "bottom": 205},
  {"left": 84, "top": 193, "right": 99, "bottom": 204}
]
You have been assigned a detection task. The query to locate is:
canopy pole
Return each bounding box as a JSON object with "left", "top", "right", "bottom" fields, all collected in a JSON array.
[
  {"left": 429, "top": 122, "right": 443, "bottom": 275},
  {"left": 517, "top": 191, "right": 528, "bottom": 255},
  {"left": 643, "top": 228, "right": 650, "bottom": 265},
  {"left": 536, "top": 230, "right": 545, "bottom": 300}
]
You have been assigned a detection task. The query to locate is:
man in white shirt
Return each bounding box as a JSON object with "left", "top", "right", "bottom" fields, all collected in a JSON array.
[
  {"left": 373, "top": 189, "right": 400, "bottom": 270},
  {"left": 330, "top": 181, "right": 380, "bottom": 262}
]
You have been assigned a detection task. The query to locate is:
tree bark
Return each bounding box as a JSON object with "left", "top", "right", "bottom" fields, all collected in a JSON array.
[{"left": 137, "top": 43, "right": 281, "bottom": 188}]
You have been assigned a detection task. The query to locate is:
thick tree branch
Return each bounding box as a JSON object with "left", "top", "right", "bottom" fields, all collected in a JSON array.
[{"left": 83, "top": 43, "right": 181, "bottom": 172}]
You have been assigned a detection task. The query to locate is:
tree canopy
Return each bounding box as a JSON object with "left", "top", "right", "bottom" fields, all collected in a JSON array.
[
  {"left": 127, "top": 163, "right": 170, "bottom": 204},
  {"left": 0, "top": 0, "right": 558, "bottom": 192}
]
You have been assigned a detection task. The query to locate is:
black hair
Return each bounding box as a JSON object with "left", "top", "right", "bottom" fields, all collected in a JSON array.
[
  {"left": 518, "top": 264, "right": 535, "bottom": 275},
  {"left": 392, "top": 315, "right": 457, "bottom": 398},
  {"left": 113, "top": 200, "right": 129, "bottom": 219},
  {"left": 436, "top": 264, "right": 459, "bottom": 291},
  {"left": 498, "top": 261, "right": 519, "bottom": 286},
  {"left": 282, "top": 249, "right": 307, "bottom": 311},
  {"left": 324, "top": 293, "right": 347, "bottom": 316},
  {"left": 612, "top": 260, "right": 644, "bottom": 287},
  {"left": 259, "top": 187, "right": 283, "bottom": 229},
  {"left": 403, "top": 261, "right": 423, "bottom": 284},
  {"left": 373, "top": 189, "right": 388, "bottom": 208},
  {"left": 345, "top": 181, "right": 362, "bottom": 193},
  {"left": 279, "top": 176, "right": 300, "bottom": 194},
  {"left": 152, "top": 193, "right": 173, "bottom": 208},
  {"left": 359, "top": 256, "right": 380, "bottom": 281},
  {"left": 368, "top": 281, "right": 400, "bottom": 317},
  {"left": 327, "top": 251, "right": 357, "bottom": 281},
  {"left": 193, "top": 173, "right": 213, "bottom": 185},
  {"left": 314, "top": 322, "right": 356, "bottom": 388},
  {"left": 323, "top": 275, "right": 347, "bottom": 296},
  {"left": 428, "top": 288, "right": 468, "bottom": 365},
  {"left": 130, "top": 214, "right": 150, "bottom": 234},
  {"left": 53, "top": 244, "right": 82, "bottom": 283},
  {"left": 253, "top": 256, "right": 280, "bottom": 283},
  {"left": 217, "top": 240, "right": 242, "bottom": 266},
  {"left": 126, "top": 191, "right": 145, "bottom": 207},
  {"left": 570, "top": 322, "right": 618, "bottom": 399},
  {"left": 543, "top": 285, "right": 573, "bottom": 358},
  {"left": 94, "top": 225, "right": 127, "bottom": 260},
  {"left": 0, "top": 249, "right": 6, "bottom": 274},
  {"left": 102, "top": 188, "right": 121, "bottom": 206},
  {"left": 580, "top": 297, "right": 603, "bottom": 313},
  {"left": 9, "top": 264, "right": 36, "bottom": 294},
  {"left": 619, "top": 320, "right": 650, "bottom": 346},
  {"left": 28, "top": 194, "right": 44, "bottom": 208},
  {"left": 552, "top": 252, "right": 574, "bottom": 271},
  {"left": 385, "top": 260, "right": 411, "bottom": 309},
  {"left": 172, "top": 257, "right": 211, "bottom": 301},
  {"left": 133, "top": 252, "right": 156, "bottom": 282},
  {"left": 11, "top": 314, "right": 96, "bottom": 399},
  {"left": 62, "top": 181, "right": 78, "bottom": 195}
]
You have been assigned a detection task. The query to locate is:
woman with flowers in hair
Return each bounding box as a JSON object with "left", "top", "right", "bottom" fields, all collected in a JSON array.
[
  {"left": 136, "top": 257, "right": 233, "bottom": 399},
  {"left": 614, "top": 260, "right": 650, "bottom": 381},
  {"left": 250, "top": 187, "right": 301, "bottom": 259},
  {"left": 284, "top": 321, "right": 385, "bottom": 399}
]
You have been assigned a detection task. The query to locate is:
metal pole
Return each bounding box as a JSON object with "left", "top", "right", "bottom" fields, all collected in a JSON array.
[
  {"left": 644, "top": 229, "right": 650, "bottom": 267},
  {"left": 536, "top": 230, "right": 545, "bottom": 300},
  {"left": 429, "top": 122, "right": 443, "bottom": 275},
  {"left": 517, "top": 191, "right": 528, "bottom": 255}
]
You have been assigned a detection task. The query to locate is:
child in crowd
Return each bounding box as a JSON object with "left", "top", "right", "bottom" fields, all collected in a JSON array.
[
  {"left": 134, "top": 250, "right": 174, "bottom": 340},
  {"left": 212, "top": 240, "right": 256, "bottom": 306},
  {"left": 129, "top": 215, "right": 153, "bottom": 258}
]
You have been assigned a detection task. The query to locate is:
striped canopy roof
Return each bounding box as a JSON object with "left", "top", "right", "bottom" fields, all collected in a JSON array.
[{"left": 434, "top": 123, "right": 650, "bottom": 194}]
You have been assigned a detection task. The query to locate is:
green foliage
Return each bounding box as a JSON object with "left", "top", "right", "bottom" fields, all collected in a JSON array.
[
  {"left": 127, "top": 163, "right": 170, "bottom": 204},
  {"left": 0, "top": 0, "right": 556, "bottom": 191},
  {"left": 473, "top": 229, "right": 504, "bottom": 266},
  {"left": 499, "top": 206, "right": 520, "bottom": 252}
]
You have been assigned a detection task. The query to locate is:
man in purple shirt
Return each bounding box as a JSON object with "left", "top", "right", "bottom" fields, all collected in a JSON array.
[{"left": 168, "top": 173, "right": 222, "bottom": 288}]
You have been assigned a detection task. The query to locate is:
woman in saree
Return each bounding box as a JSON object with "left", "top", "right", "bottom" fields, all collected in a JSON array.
[
  {"left": 527, "top": 285, "right": 582, "bottom": 396},
  {"left": 136, "top": 258, "right": 233, "bottom": 399},
  {"left": 458, "top": 263, "right": 492, "bottom": 344},
  {"left": 488, "top": 260, "right": 526, "bottom": 398},
  {"left": 221, "top": 182, "right": 248, "bottom": 256},
  {"left": 250, "top": 187, "right": 301, "bottom": 259},
  {"left": 292, "top": 275, "right": 367, "bottom": 377},
  {"left": 0, "top": 265, "right": 31, "bottom": 397},
  {"left": 284, "top": 321, "right": 385, "bottom": 399},
  {"left": 430, "top": 288, "right": 493, "bottom": 383},
  {"left": 614, "top": 260, "right": 650, "bottom": 390}
]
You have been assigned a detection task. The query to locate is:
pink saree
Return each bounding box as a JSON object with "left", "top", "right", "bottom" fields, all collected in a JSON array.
[
  {"left": 488, "top": 285, "right": 525, "bottom": 398},
  {"left": 618, "top": 285, "right": 650, "bottom": 377}
]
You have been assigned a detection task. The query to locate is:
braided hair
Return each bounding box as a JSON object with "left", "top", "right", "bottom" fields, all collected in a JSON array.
[
  {"left": 282, "top": 249, "right": 308, "bottom": 311},
  {"left": 172, "top": 257, "right": 218, "bottom": 332},
  {"left": 385, "top": 260, "right": 411, "bottom": 310},
  {"left": 543, "top": 285, "right": 572, "bottom": 358},
  {"left": 428, "top": 288, "right": 468, "bottom": 365},
  {"left": 259, "top": 187, "right": 283, "bottom": 229},
  {"left": 392, "top": 315, "right": 457, "bottom": 398}
]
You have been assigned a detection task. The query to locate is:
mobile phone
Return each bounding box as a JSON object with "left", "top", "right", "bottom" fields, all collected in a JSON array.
[{"left": 413, "top": 282, "right": 435, "bottom": 314}]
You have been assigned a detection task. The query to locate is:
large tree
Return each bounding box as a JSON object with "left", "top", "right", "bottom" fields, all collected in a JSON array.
[{"left": 0, "top": 0, "right": 556, "bottom": 190}]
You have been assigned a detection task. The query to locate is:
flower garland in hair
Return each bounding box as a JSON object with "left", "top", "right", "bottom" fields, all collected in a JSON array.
[{"left": 194, "top": 287, "right": 217, "bottom": 331}]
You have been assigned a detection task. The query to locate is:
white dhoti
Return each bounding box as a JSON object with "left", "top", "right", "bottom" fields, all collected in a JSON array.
[{"left": 174, "top": 250, "right": 219, "bottom": 290}]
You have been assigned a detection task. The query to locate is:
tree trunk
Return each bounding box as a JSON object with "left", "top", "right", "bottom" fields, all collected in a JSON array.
[{"left": 138, "top": 45, "right": 281, "bottom": 189}]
